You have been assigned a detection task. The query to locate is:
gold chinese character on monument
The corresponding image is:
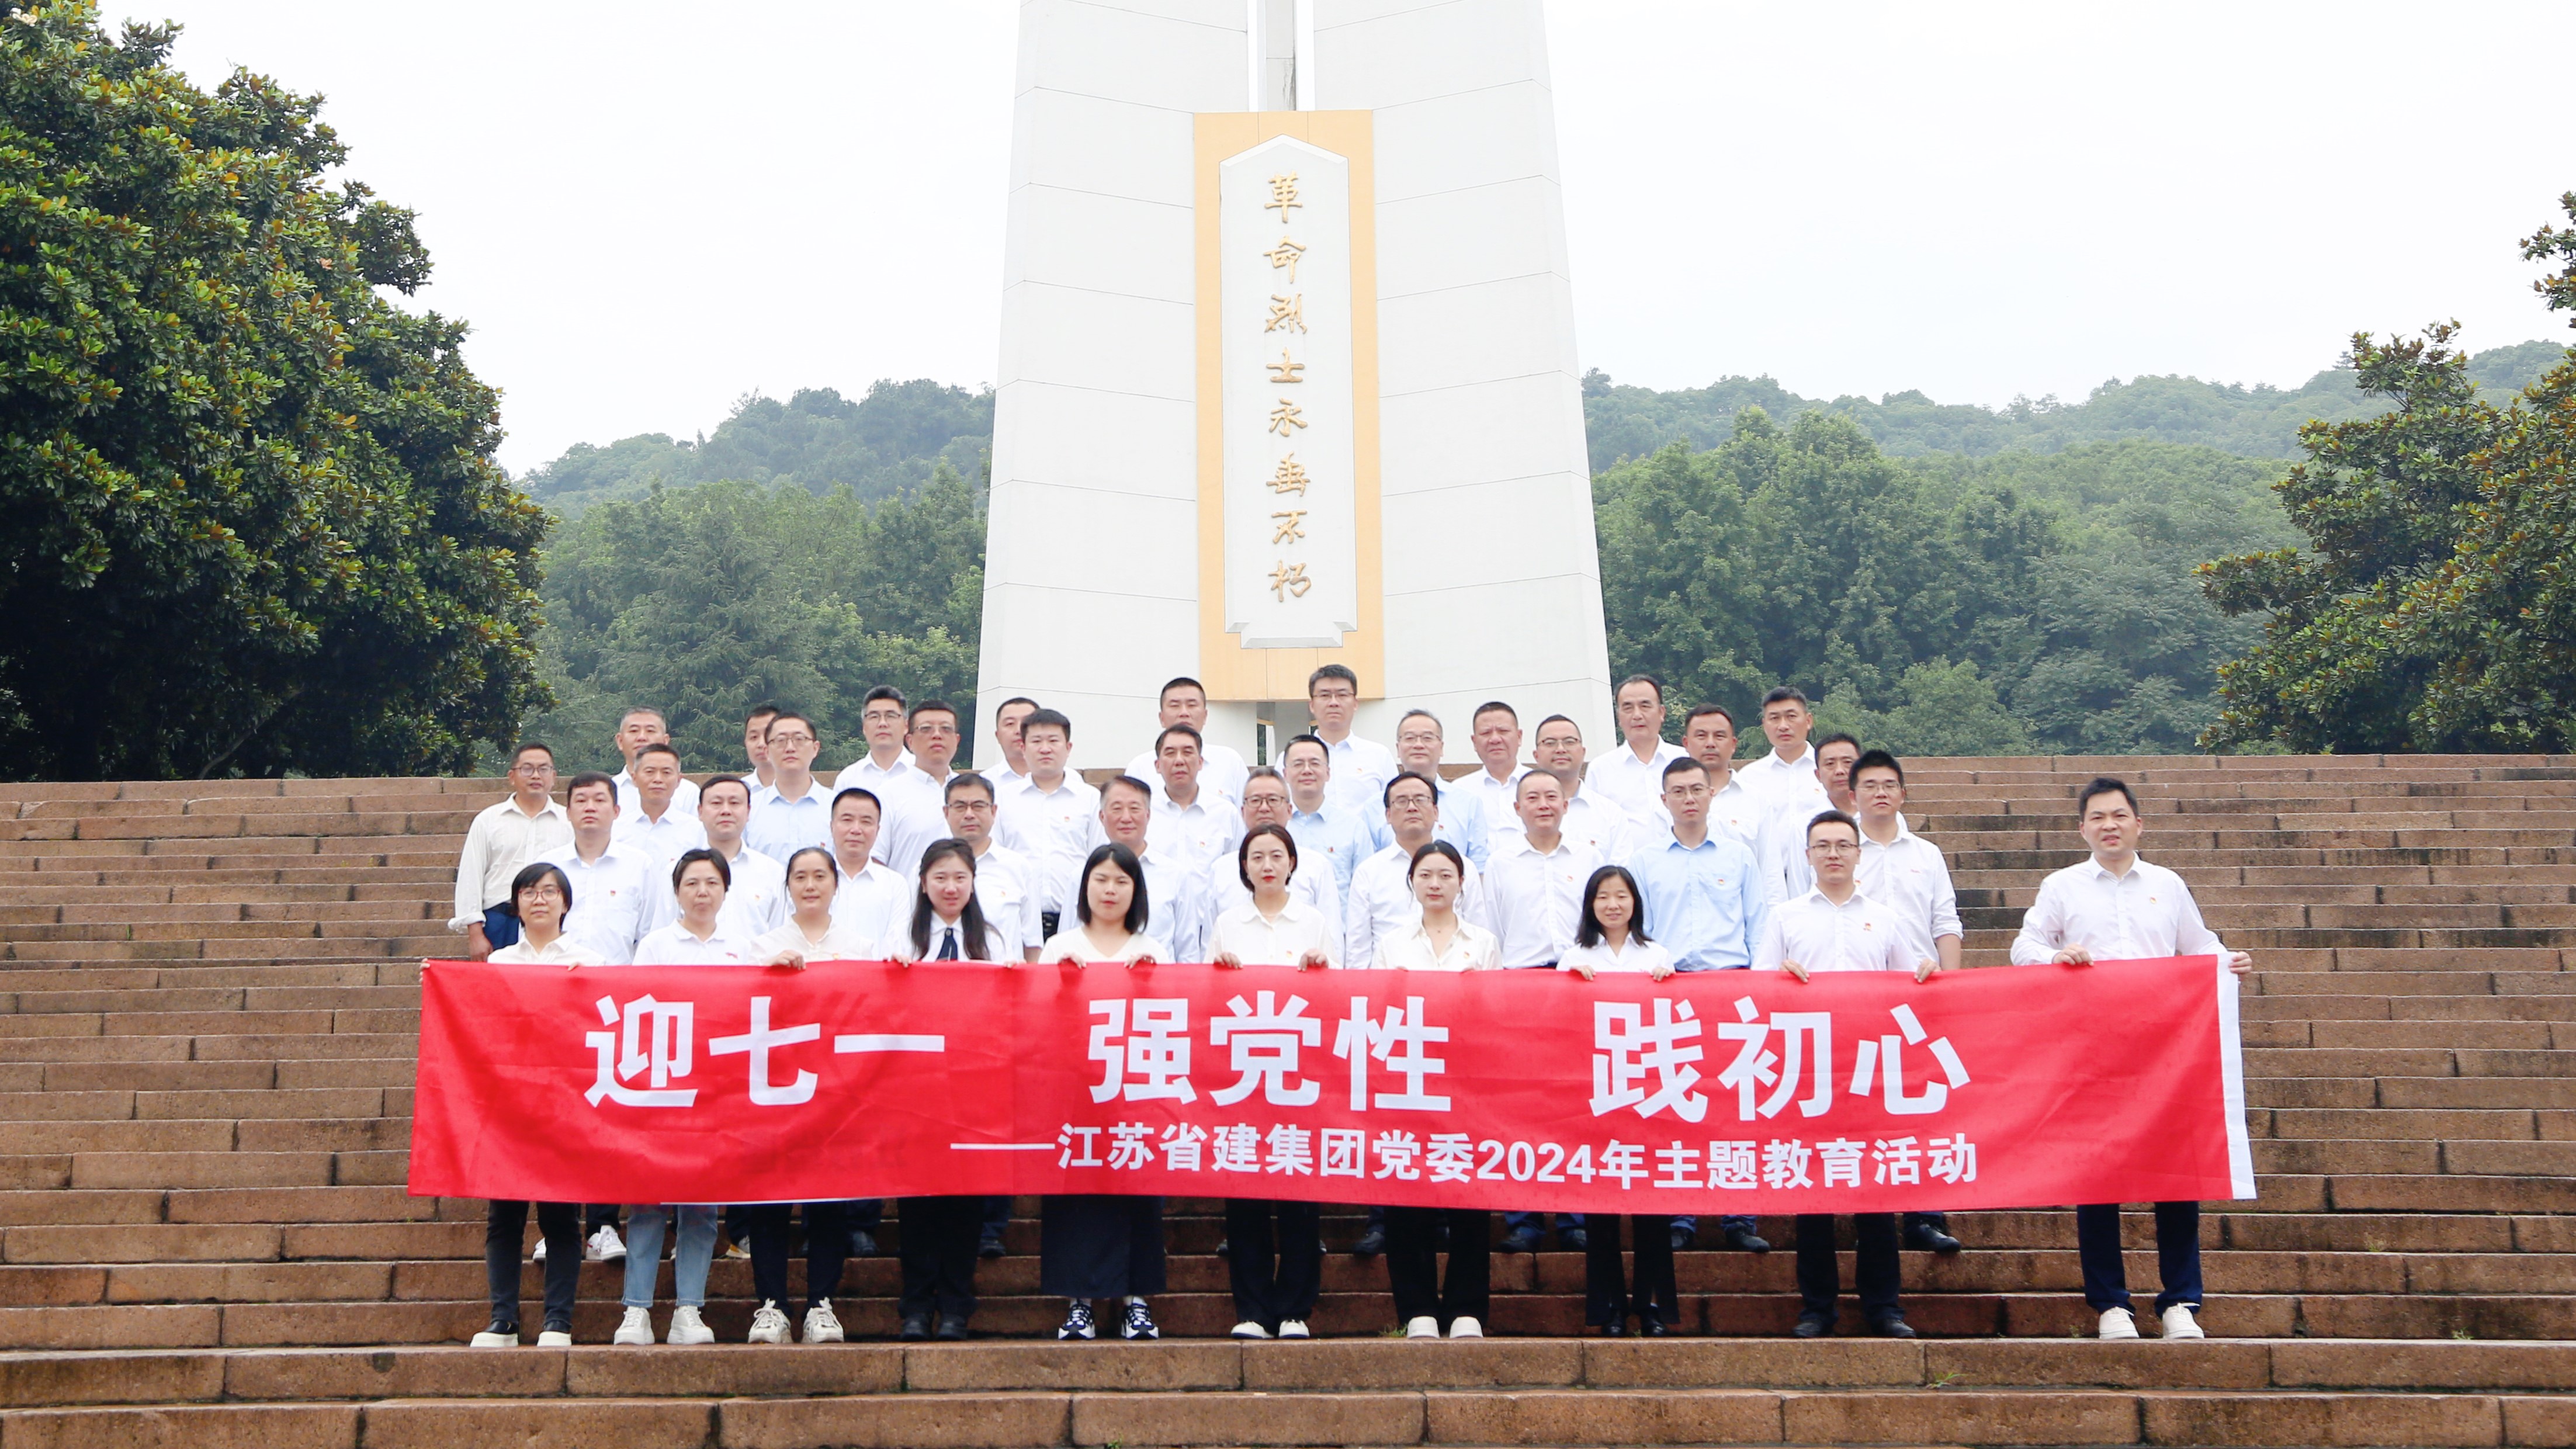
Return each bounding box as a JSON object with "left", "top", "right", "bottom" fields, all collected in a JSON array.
[
  {"left": 1270, "top": 561, "right": 1312, "bottom": 601},
  {"left": 1266, "top": 351, "right": 1305, "bottom": 384},
  {"left": 1268, "top": 398, "right": 1307, "bottom": 436},
  {"left": 1267, "top": 455, "right": 1309, "bottom": 496},
  {"left": 1271, "top": 509, "right": 1308, "bottom": 545},
  {"left": 1265, "top": 172, "right": 1301, "bottom": 221},
  {"left": 1264, "top": 236, "right": 1306, "bottom": 283},
  {"left": 1264, "top": 294, "right": 1305, "bottom": 334}
]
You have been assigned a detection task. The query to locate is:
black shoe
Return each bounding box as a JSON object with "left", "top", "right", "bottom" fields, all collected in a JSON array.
[
  {"left": 899, "top": 1313, "right": 931, "bottom": 1341},
  {"left": 1905, "top": 1221, "right": 1964, "bottom": 1255},
  {"left": 1216, "top": 1236, "right": 1230, "bottom": 1259},
  {"left": 1867, "top": 1312, "right": 1916, "bottom": 1339},
  {"left": 1353, "top": 1223, "right": 1386, "bottom": 1257},
  {"left": 1670, "top": 1222, "right": 1698, "bottom": 1252},
  {"left": 1793, "top": 1311, "right": 1832, "bottom": 1339},
  {"left": 979, "top": 1231, "right": 1006, "bottom": 1260},
  {"left": 1597, "top": 1318, "right": 1626, "bottom": 1337},
  {"left": 850, "top": 1229, "right": 879, "bottom": 1258},
  {"left": 1499, "top": 1224, "right": 1544, "bottom": 1254},
  {"left": 935, "top": 1315, "right": 970, "bottom": 1341},
  {"left": 1639, "top": 1316, "right": 1671, "bottom": 1337},
  {"left": 1559, "top": 1227, "right": 1589, "bottom": 1252},
  {"left": 1724, "top": 1226, "right": 1771, "bottom": 1254}
]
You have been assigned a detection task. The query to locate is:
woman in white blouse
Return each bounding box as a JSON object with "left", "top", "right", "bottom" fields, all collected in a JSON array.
[
  {"left": 1558, "top": 865, "right": 1676, "bottom": 980},
  {"left": 474, "top": 863, "right": 598, "bottom": 1350},
  {"left": 755, "top": 846, "right": 876, "bottom": 967},
  {"left": 631, "top": 850, "right": 762, "bottom": 965},
  {"left": 1202, "top": 824, "right": 1328, "bottom": 1342},
  {"left": 883, "top": 838, "right": 1021, "bottom": 965},
  {"left": 1034, "top": 844, "right": 1168, "bottom": 1343},
  {"left": 1559, "top": 864, "right": 1680, "bottom": 1337},
  {"left": 1371, "top": 840, "right": 1500, "bottom": 973},
  {"left": 1209, "top": 824, "right": 1335, "bottom": 973}
]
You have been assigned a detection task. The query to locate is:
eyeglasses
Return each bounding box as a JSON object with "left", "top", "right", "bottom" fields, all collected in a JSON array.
[
  {"left": 1808, "top": 840, "right": 1859, "bottom": 856},
  {"left": 518, "top": 884, "right": 565, "bottom": 900},
  {"left": 511, "top": 762, "right": 554, "bottom": 775},
  {"left": 948, "top": 799, "right": 996, "bottom": 813},
  {"left": 768, "top": 733, "right": 816, "bottom": 747}
]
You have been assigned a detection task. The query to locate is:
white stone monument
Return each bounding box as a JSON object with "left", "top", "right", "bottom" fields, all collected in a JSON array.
[{"left": 976, "top": 0, "right": 1610, "bottom": 767}]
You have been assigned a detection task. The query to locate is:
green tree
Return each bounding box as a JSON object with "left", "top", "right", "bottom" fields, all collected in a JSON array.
[{"left": 0, "top": 3, "right": 547, "bottom": 779}]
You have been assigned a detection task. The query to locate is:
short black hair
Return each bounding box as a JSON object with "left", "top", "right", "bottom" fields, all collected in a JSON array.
[
  {"left": 699, "top": 774, "right": 751, "bottom": 803},
  {"left": 511, "top": 741, "right": 553, "bottom": 764},
  {"left": 765, "top": 710, "right": 814, "bottom": 741},
  {"left": 1308, "top": 663, "right": 1359, "bottom": 695},
  {"left": 832, "top": 786, "right": 882, "bottom": 817},
  {"left": 1159, "top": 677, "right": 1206, "bottom": 701},
  {"left": 1154, "top": 723, "right": 1204, "bottom": 755},
  {"left": 907, "top": 698, "right": 960, "bottom": 729},
  {"left": 634, "top": 741, "right": 681, "bottom": 765},
  {"left": 1805, "top": 809, "right": 1860, "bottom": 845},
  {"left": 1852, "top": 750, "right": 1905, "bottom": 788},
  {"left": 864, "top": 685, "right": 907, "bottom": 710},
  {"left": 1614, "top": 674, "right": 1665, "bottom": 703},
  {"left": 944, "top": 772, "right": 996, "bottom": 803},
  {"left": 1281, "top": 732, "right": 1329, "bottom": 764},
  {"left": 1533, "top": 713, "right": 1580, "bottom": 738},
  {"left": 566, "top": 771, "right": 619, "bottom": 806},
  {"left": 1762, "top": 687, "right": 1809, "bottom": 710},
  {"left": 2078, "top": 777, "right": 2139, "bottom": 816},
  {"left": 1471, "top": 700, "right": 1517, "bottom": 726},
  {"left": 1661, "top": 755, "right": 1709, "bottom": 784},
  {"left": 996, "top": 696, "right": 1039, "bottom": 717},
  {"left": 1681, "top": 703, "right": 1735, "bottom": 733},
  {"left": 1021, "top": 707, "right": 1073, "bottom": 739},
  {"left": 1382, "top": 770, "right": 1440, "bottom": 809},
  {"left": 503, "top": 862, "right": 573, "bottom": 921},
  {"left": 1816, "top": 733, "right": 1861, "bottom": 758},
  {"left": 745, "top": 702, "right": 781, "bottom": 724},
  {"left": 672, "top": 846, "right": 731, "bottom": 892}
]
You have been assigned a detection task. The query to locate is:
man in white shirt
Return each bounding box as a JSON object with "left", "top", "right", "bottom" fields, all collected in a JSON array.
[
  {"left": 833, "top": 686, "right": 921, "bottom": 797},
  {"left": 1756, "top": 809, "right": 1923, "bottom": 1343},
  {"left": 983, "top": 696, "right": 1038, "bottom": 795},
  {"left": 1736, "top": 688, "right": 1829, "bottom": 812},
  {"left": 1496, "top": 716, "right": 1635, "bottom": 861},
  {"left": 2010, "top": 776, "right": 2252, "bottom": 1344},
  {"left": 1816, "top": 733, "right": 1861, "bottom": 816},
  {"left": 449, "top": 742, "right": 572, "bottom": 958},
  {"left": 1587, "top": 675, "right": 1689, "bottom": 821},
  {"left": 1206, "top": 768, "right": 1343, "bottom": 941},
  {"left": 944, "top": 773, "right": 1042, "bottom": 962},
  {"left": 1281, "top": 733, "right": 1385, "bottom": 896},
  {"left": 1450, "top": 700, "right": 1528, "bottom": 831},
  {"left": 1392, "top": 710, "right": 1489, "bottom": 868},
  {"left": 745, "top": 711, "right": 835, "bottom": 862},
  {"left": 1084, "top": 775, "right": 1209, "bottom": 959},
  {"left": 1847, "top": 748, "right": 1966, "bottom": 1255},
  {"left": 1483, "top": 771, "right": 1603, "bottom": 970},
  {"left": 536, "top": 772, "right": 670, "bottom": 963},
  {"left": 698, "top": 774, "right": 785, "bottom": 940},
  {"left": 1122, "top": 677, "right": 1250, "bottom": 805},
  {"left": 1306, "top": 664, "right": 1398, "bottom": 819},
  {"left": 826, "top": 788, "right": 909, "bottom": 945},
  {"left": 995, "top": 708, "right": 1100, "bottom": 933},
  {"left": 614, "top": 743, "right": 708, "bottom": 883},
  {"left": 873, "top": 699, "right": 967, "bottom": 878},
  {"left": 1679, "top": 703, "right": 1791, "bottom": 903},
  {"left": 740, "top": 703, "right": 780, "bottom": 791},
  {"left": 1344, "top": 771, "right": 1490, "bottom": 976},
  {"left": 611, "top": 708, "right": 700, "bottom": 817},
  {"left": 1143, "top": 725, "right": 1243, "bottom": 869}
]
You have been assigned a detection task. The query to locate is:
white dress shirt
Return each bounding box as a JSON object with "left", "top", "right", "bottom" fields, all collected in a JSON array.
[
  {"left": 1854, "top": 823, "right": 1962, "bottom": 965},
  {"left": 966, "top": 842, "right": 1045, "bottom": 958},
  {"left": 632, "top": 921, "right": 767, "bottom": 965},
  {"left": 1585, "top": 739, "right": 1689, "bottom": 821},
  {"left": 1449, "top": 765, "right": 1527, "bottom": 831},
  {"left": 1739, "top": 749, "right": 1832, "bottom": 895},
  {"left": 830, "top": 859, "right": 910, "bottom": 948},
  {"left": 2010, "top": 855, "right": 2227, "bottom": 966},
  {"left": 1707, "top": 771, "right": 1791, "bottom": 904},
  {"left": 996, "top": 774, "right": 1102, "bottom": 915},
  {"left": 755, "top": 917, "right": 879, "bottom": 962},
  {"left": 487, "top": 934, "right": 605, "bottom": 966},
  {"left": 743, "top": 778, "right": 834, "bottom": 864},
  {"left": 1488, "top": 783, "right": 1638, "bottom": 864},
  {"left": 1558, "top": 937, "right": 1675, "bottom": 976},
  {"left": 880, "top": 909, "right": 1026, "bottom": 963},
  {"left": 1322, "top": 733, "right": 1400, "bottom": 818},
  {"left": 1135, "top": 847, "right": 1209, "bottom": 961},
  {"left": 1482, "top": 833, "right": 1605, "bottom": 968},
  {"left": 1343, "top": 843, "right": 1490, "bottom": 974},
  {"left": 1206, "top": 852, "right": 1344, "bottom": 945},
  {"left": 613, "top": 803, "right": 708, "bottom": 882},
  {"left": 872, "top": 769, "right": 958, "bottom": 879},
  {"left": 1124, "top": 743, "right": 1251, "bottom": 805},
  {"left": 1036, "top": 928, "right": 1170, "bottom": 965},
  {"left": 830, "top": 750, "right": 919, "bottom": 796},
  {"left": 1755, "top": 888, "right": 1912, "bottom": 973},
  {"left": 612, "top": 769, "right": 699, "bottom": 818},
  {"left": 536, "top": 839, "right": 671, "bottom": 963},
  {"left": 449, "top": 796, "right": 573, "bottom": 931},
  {"left": 1145, "top": 792, "right": 1245, "bottom": 871},
  {"left": 713, "top": 845, "right": 788, "bottom": 940},
  {"left": 1208, "top": 898, "right": 1339, "bottom": 967},
  {"left": 1371, "top": 919, "right": 1501, "bottom": 972}
]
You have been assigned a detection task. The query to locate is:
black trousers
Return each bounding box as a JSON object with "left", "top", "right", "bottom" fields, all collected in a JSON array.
[
  {"left": 486, "top": 1200, "right": 583, "bottom": 1328},
  {"left": 1225, "top": 1198, "right": 1320, "bottom": 1330},
  {"left": 1794, "top": 1212, "right": 1899, "bottom": 1324},
  {"left": 1039, "top": 1195, "right": 1166, "bottom": 1299},
  {"left": 2077, "top": 1201, "right": 2202, "bottom": 1313},
  {"left": 899, "top": 1195, "right": 984, "bottom": 1321},
  {"left": 748, "top": 1200, "right": 849, "bottom": 1313},
  {"left": 1585, "top": 1213, "right": 1677, "bottom": 1327},
  {"left": 1385, "top": 1207, "right": 1489, "bottom": 1330}
]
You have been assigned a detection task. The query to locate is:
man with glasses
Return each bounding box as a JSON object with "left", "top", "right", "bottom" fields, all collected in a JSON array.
[
  {"left": 1307, "top": 665, "right": 1398, "bottom": 818},
  {"left": 746, "top": 712, "right": 834, "bottom": 862},
  {"left": 1849, "top": 748, "right": 1967, "bottom": 1255},
  {"left": 1392, "top": 709, "right": 1489, "bottom": 868},
  {"left": 449, "top": 743, "right": 572, "bottom": 959},
  {"left": 876, "top": 700, "right": 968, "bottom": 878},
  {"left": 1344, "top": 771, "right": 1489, "bottom": 970},
  {"left": 833, "top": 686, "right": 921, "bottom": 796}
]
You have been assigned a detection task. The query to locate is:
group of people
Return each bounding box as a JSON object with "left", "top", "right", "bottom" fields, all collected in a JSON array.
[{"left": 450, "top": 667, "right": 2252, "bottom": 1349}]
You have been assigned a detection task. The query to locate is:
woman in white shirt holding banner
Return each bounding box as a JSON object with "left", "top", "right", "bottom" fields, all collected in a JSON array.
[
  {"left": 1557, "top": 865, "right": 1679, "bottom": 1337},
  {"left": 473, "top": 864, "right": 599, "bottom": 1349}
]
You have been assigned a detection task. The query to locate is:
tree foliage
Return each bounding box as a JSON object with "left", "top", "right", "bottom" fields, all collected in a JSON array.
[
  {"left": 0, "top": 2, "right": 547, "bottom": 779},
  {"left": 527, "top": 464, "right": 984, "bottom": 774}
]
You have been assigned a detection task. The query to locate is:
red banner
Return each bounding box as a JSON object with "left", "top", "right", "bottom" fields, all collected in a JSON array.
[{"left": 409, "top": 956, "right": 2253, "bottom": 1214}]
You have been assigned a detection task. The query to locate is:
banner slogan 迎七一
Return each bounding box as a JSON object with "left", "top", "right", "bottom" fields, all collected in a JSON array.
[{"left": 408, "top": 955, "right": 2253, "bottom": 1214}]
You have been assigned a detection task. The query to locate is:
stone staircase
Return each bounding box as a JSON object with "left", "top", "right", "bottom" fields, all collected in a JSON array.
[{"left": 0, "top": 755, "right": 2572, "bottom": 1446}]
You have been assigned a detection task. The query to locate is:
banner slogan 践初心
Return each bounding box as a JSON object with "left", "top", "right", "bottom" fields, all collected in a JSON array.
[{"left": 408, "top": 955, "right": 2253, "bottom": 1214}]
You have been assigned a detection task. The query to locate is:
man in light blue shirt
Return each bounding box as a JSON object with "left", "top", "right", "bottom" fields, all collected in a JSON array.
[
  {"left": 1393, "top": 708, "right": 1490, "bottom": 869},
  {"left": 1281, "top": 733, "right": 1384, "bottom": 896},
  {"left": 744, "top": 711, "right": 834, "bottom": 862},
  {"left": 1626, "top": 757, "right": 1768, "bottom": 972}
]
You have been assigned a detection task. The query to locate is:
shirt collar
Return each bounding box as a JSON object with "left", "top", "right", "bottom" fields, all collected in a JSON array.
[{"left": 2078, "top": 855, "right": 2138, "bottom": 882}]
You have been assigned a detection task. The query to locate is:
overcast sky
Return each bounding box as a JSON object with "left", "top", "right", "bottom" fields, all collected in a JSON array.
[{"left": 150, "top": 2, "right": 2574, "bottom": 474}]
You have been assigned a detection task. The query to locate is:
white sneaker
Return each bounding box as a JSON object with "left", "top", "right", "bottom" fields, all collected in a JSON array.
[
  {"left": 1447, "top": 1316, "right": 1483, "bottom": 1339},
  {"left": 587, "top": 1225, "right": 627, "bottom": 1262},
  {"left": 748, "top": 1301, "right": 792, "bottom": 1344},
  {"left": 2098, "top": 1306, "right": 2139, "bottom": 1340},
  {"left": 470, "top": 1325, "right": 517, "bottom": 1348},
  {"left": 1404, "top": 1315, "right": 1440, "bottom": 1339},
  {"left": 1231, "top": 1320, "right": 1270, "bottom": 1339},
  {"left": 530, "top": 1238, "right": 546, "bottom": 1262},
  {"left": 536, "top": 1327, "right": 573, "bottom": 1347},
  {"left": 804, "top": 1300, "right": 844, "bottom": 1343},
  {"left": 1278, "top": 1319, "right": 1310, "bottom": 1339},
  {"left": 666, "top": 1305, "right": 715, "bottom": 1345},
  {"left": 613, "top": 1307, "right": 654, "bottom": 1346},
  {"left": 2161, "top": 1305, "right": 2204, "bottom": 1339}
]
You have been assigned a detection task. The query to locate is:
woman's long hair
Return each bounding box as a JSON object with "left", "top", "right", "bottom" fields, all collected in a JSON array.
[
  {"left": 1076, "top": 842, "right": 1150, "bottom": 935},
  {"left": 1574, "top": 864, "right": 1652, "bottom": 949},
  {"left": 909, "top": 838, "right": 991, "bottom": 961}
]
